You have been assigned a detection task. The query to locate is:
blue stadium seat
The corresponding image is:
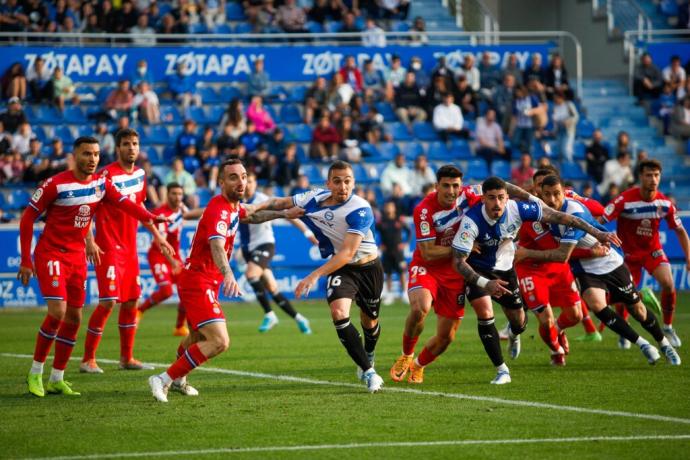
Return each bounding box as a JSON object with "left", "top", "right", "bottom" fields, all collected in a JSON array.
[
  {"left": 306, "top": 21, "right": 324, "bottom": 33},
  {"left": 234, "top": 22, "right": 253, "bottom": 34},
  {"left": 449, "top": 140, "right": 473, "bottom": 159},
  {"left": 226, "top": 2, "right": 246, "bottom": 20},
  {"left": 576, "top": 119, "right": 595, "bottom": 139},
  {"left": 490, "top": 161, "right": 511, "bottom": 178},
  {"left": 269, "top": 85, "right": 288, "bottom": 101},
  {"left": 290, "top": 124, "right": 313, "bottom": 143},
  {"left": 378, "top": 142, "right": 400, "bottom": 160},
  {"left": 375, "top": 102, "right": 396, "bottom": 122},
  {"left": 427, "top": 141, "right": 450, "bottom": 160},
  {"left": 63, "top": 106, "right": 87, "bottom": 124},
  {"left": 145, "top": 146, "right": 163, "bottom": 164},
  {"left": 33, "top": 125, "right": 48, "bottom": 143},
  {"left": 207, "top": 105, "right": 226, "bottom": 124},
  {"left": 387, "top": 122, "right": 412, "bottom": 141},
  {"left": 574, "top": 141, "right": 586, "bottom": 160},
  {"left": 198, "top": 86, "right": 220, "bottom": 103},
  {"left": 280, "top": 104, "right": 302, "bottom": 124},
  {"left": 219, "top": 86, "right": 243, "bottom": 101},
  {"left": 8, "top": 189, "right": 31, "bottom": 210},
  {"left": 360, "top": 142, "right": 381, "bottom": 160},
  {"left": 402, "top": 142, "right": 424, "bottom": 159},
  {"left": 189, "top": 23, "right": 208, "bottom": 34},
  {"left": 560, "top": 162, "right": 589, "bottom": 181},
  {"left": 146, "top": 126, "right": 173, "bottom": 145},
  {"left": 160, "top": 105, "right": 183, "bottom": 124},
  {"left": 54, "top": 126, "right": 75, "bottom": 145},
  {"left": 214, "top": 23, "right": 232, "bottom": 34},
  {"left": 197, "top": 188, "right": 212, "bottom": 207},
  {"left": 30, "top": 106, "right": 61, "bottom": 124},
  {"left": 264, "top": 104, "right": 279, "bottom": 122},
  {"left": 391, "top": 20, "right": 410, "bottom": 32},
  {"left": 289, "top": 85, "right": 308, "bottom": 103},
  {"left": 412, "top": 122, "right": 439, "bottom": 141},
  {"left": 188, "top": 106, "right": 212, "bottom": 124},
  {"left": 325, "top": 21, "right": 343, "bottom": 33},
  {"left": 301, "top": 164, "right": 324, "bottom": 184},
  {"left": 162, "top": 145, "right": 177, "bottom": 161},
  {"left": 465, "top": 159, "right": 489, "bottom": 181},
  {"left": 351, "top": 164, "right": 372, "bottom": 183},
  {"left": 74, "top": 84, "right": 97, "bottom": 103}
]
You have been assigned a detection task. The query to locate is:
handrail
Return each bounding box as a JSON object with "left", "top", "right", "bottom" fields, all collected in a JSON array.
[{"left": 604, "top": 0, "right": 653, "bottom": 44}]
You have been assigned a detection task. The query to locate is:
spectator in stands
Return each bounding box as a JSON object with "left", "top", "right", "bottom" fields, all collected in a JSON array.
[
  {"left": 327, "top": 72, "right": 354, "bottom": 112},
  {"left": 585, "top": 128, "right": 609, "bottom": 184},
  {"left": 511, "top": 152, "right": 535, "bottom": 190},
  {"left": 113, "top": 114, "right": 131, "bottom": 137},
  {"left": 130, "top": 13, "right": 156, "bottom": 45},
  {"left": 182, "top": 145, "right": 201, "bottom": 176},
  {"left": 663, "top": 55, "right": 686, "bottom": 98},
  {"left": 115, "top": 0, "right": 139, "bottom": 33},
  {"left": 358, "top": 105, "right": 385, "bottom": 144},
  {"left": 51, "top": 67, "right": 79, "bottom": 112},
  {"left": 536, "top": 156, "right": 551, "bottom": 169},
  {"left": 310, "top": 115, "right": 340, "bottom": 161},
  {"left": 246, "top": 95, "right": 276, "bottom": 136},
  {"left": 166, "top": 157, "right": 198, "bottom": 208},
  {"left": 452, "top": 74, "right": 478, "bottom": 120},
  {"left": 240, "top": 120, "right": 262, "bottom": 155},
  {"left": 362, "top": 59, "right": 386, "bottom": 102},
  {"left": 167, "top": 62, "right": 202, "bottom": 113},
  {"left": 475, "top": 108, "right": 507, "bottom": 168},
  {"left": 678, "top": 2, "right": 690, "bottom": 29},
  {"left": 105, "top": 80, "right": 134, "bottom": 121},
  {"left": 523, "top": 53, "right": 545, "bottom": 84},
  {"left": 544, "top": 53, "right": 572, "bottom": 100},
  {"left": 290, "top": 173, "right": 311, "bottom": 195},
  {"left": 598, "top": 151, "right": 633, "bottom": 196},
  {"left": 307, "top": 0, "right": 329, "bottom": 24},
  {"left": 478, "top": 51, "right": 501, "bottom": 97},
  {"left": 381, "top": 152, "right": 412, "bottom": 196},
  {"left": 0, "top": 0, "right": 28, "bottom": 32},
  {"left": 26, "top": 57, "right": 52, "bottom": 103},
  {"left": 394, "top": 71, "right": 427, "bottom": 130},
  {"left": 24, "top": 0, "right": 52, "bottom": 33},
  {"left": 456, "top": 54, "right": 480, "bottom": 92},
  {"left": 94, "top": 122, "right": 115, "bottom": 165},
  {"left": 633, "top": 52, "right": 663, "bottom": 103},
  {"left": 10, "top": 121, "right": 32, "bottom": 155},
  {"left": 602, "top": 182, "right": 621, "bottom": 205},
  {"left": 217, "top": 121, "right": 245, "bottom": 158},
  {"left": 273, "top": 142, "right": 300, "bottom": 186},
  {"left": 141, "top": 159, "right": 164, "bottom": 208},
  {"left": 510, "top": 84, "right": 540, "bottom": 154},
  {"left": 267, "top": 127, "right": 288, "bottom": 157},
  {"left": 551, "top": 90, "right": 578, "bottom": 162},
  {"left": 338, "top": 115, "right": 361, "bottom": 162},
  {"left": 0, "top": 121, "right": 11, "bottom": 154},
  {"left": 133, "top": 81, "right": 160, "bottom": 124},
  {"left": 409, "top": 56, "right": 429, "bottom": 90},
  {"left": 1, "top": 62, "right": 26, "bottom": 101},
  {"left": 385, "top": 54, "right": 407, "bottom": 101},
  {"left": 156, "top": 13, "right": 186, "bottom": 41},
  {"left": 409, "top": 154, "right": 435, "bottom": 197},
  {"left": 1, "top": 150, "right": 26, "bottom": 184},
  {"left": 526, "top": 78, "right": 548, "bottom": 133},
  {"left": 59, "top": 16, "right": 80, "bottom": 44},
  {"left": 219, "top": 98, "right": 246, "bottom": 137},
  {"left": 581, "top": 182, "right": 595, "bottom": 199},
  {"left": 48, "top": 137, "right": 71, "bottom": 176},
  {"left": 176, "top": 119, "right": 199, "bottom": 156},
  {"left": 304, "top": 76, "right": 328, "bottom": 124},
  {"left": 276, "top": 0, "right": 307, "bottom": 32},
  {"left": 339, "top": 55, "right": 364, "bottom": 94},
  {"left": 409, "top": 16, "right": 428, "bottom": 46},
  {"left": 671, "top": 95, "right": 690, "bottom": 140},
  {"left": 502, "top": 53, "right": 523, "bottom": 86},
  {"left": 379, "top": 0, "right": 410, "bottom": 19},
  {"left": 198, "top": 125, "right": 216, "bottom": 152},
  {"left": 200, "top": 144, "right": 221, "bottom": 189},
  {"left": 202, "top": 0, "right": 227, "bottom": 29},
  {"left": 431, "top": 56, "right": 454, "bottom": 88},
  {"left": 247, "top": 57, "right": 271, "bottom": 98},
  {"left": 0, "top": 97, "right": 27, "bottom": 133},
  {"left": 493, "top": 73, "right": 516, "bottom": 134},
  {"left": 98, "top": 0, "right": 117, "bottom": 33},
  {"left": 614, "top": 130, "right": 632, "bottom": 157},
  {"left": 362, "top": 18, "right": 386, "bottom": 48},
  {"left": 340, "top": 11, "right": 360, "bottom": 41},
  {"left": 247, "top": 144, "right": 273, "bottom": 182},
  {"left": 658, "top": 82, "right": 676, "bottom": 135},
  {"left": 632, "top": 149, "right": 649, "bottom": 183},
  {"left": 433, "top": 92, "right": 465, "bottom": 143},
  {"left": 83, "top": 13, "right": 104, "bottom": 37},
  {"left": 129, "top": 59, "right": 155, "bottom": 87}
]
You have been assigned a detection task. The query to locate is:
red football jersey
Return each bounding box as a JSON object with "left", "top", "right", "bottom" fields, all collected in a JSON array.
[
  {"left": 184, "top": 194, "right": 246, "bottom": 282},
  {"left": 564, "top": 189, "right": 605, "bottom": 217},
  {"left": 148, "top": 203, "right": 186, "bottom": 260},
  {"left": 95, "top": 162, "right": 146, "bottom": 251},
  {"left": 27, "top": 169, "right": 128, "bottom": 254},
  {"left": 515, "top": 220, "right": 566, "bottom": 273},
  {"left": 412, "top": 185, "right": 481, "bottom": 266},
  {"left": 602, "top": 186, "right": 682, "bottom": 259}
]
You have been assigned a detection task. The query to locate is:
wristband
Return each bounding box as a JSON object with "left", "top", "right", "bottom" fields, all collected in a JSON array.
[
  {"left": 528, "top": 195, "right": 540, "bottom": 203},
  {"left": 477, "top": 276, "right": 490, "bottom": 288}
]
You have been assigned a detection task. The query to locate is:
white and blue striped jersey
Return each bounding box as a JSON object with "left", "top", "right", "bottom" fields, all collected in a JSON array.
[
  {"left": 549, "top": 198, "right": 623, "bottom": 275},
  {"left": 239, "top": 191, "right": 276, "bottom": 252},
  {"left": 452, "top": 200, "right": 542, "bottom": 272},
  {"left": 292, "top": 189, "right": 377, "bottom": 263}
]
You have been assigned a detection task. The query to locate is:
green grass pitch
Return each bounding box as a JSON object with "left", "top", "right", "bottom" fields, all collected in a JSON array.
[{"left": 1, "top": 295, "right": 689, "bottom": 459}]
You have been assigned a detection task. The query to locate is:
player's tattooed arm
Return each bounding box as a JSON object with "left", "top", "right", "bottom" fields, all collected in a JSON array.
[
  {"left": 540, "top": 206, "right": 623, "bottom": 247},
  {"left": 514, "top": 242, "right": 576, "bottom": 263},
  {"left": 504, "top": 182, "right": 536, "bottom": 202},
  {"left": 240, "top": 206, "right": 304, "bottom": 223},
  {"left": 452, "top": 249, "right": 510, "bottom": 297},
  {"left": 252, "top": 196, "right": 296, "bottom": 212},
  {"left": 210, "top": 238, "right": 241, "bottom": 297},
  {"left": 418, "top": 239, "right": 452, "bottom": 261}
]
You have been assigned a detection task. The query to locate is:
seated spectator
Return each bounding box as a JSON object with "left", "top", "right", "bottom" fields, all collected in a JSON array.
[
  {"left": 0, "top": 121, "right": 11, "bottom": 154},
  {"left": 141, "top": 159, "right": 164, "bottom": 208},
  {"left": 658, "top": 82, "right": 676, "bottom": 135},
  {"left": 130, "top": 13, "right": 156, "bottom": 45},
  {"left": 339, "top": 55, "right": 364, "bottom": 94},
  {"left": 202, "top": 0, "right": 226, "bottom": 29},
  {"left": 304, "top": 76, "right": 328, "bottom": 124},
  {"left": 409, "top": 56, "right": 430, "bottom": 89},
  {"left": 26, "top": 57, "right": 52, "bottom": 103},
  {"left": 527, "top": 78, "right": 548, "bottom": 132},
  {"left": 633, "top": 53, "right": 663, "bottom": 103},
  {"left": 614, "top": 130, "right": 632, "bottom": 157},
  {"left": 502, "top": 53, "right": 524, "bottom": 86},
  {"left": 267, "top": 127, "right": 288, "bottom": 157},
  {"left": 129, "top": 59, "right": 155, "bottom": 88},
  {"left": 1, "top": 62, "right": 27, "bottom": 101},
  {"left": 247, "top": 57, "right": 271, "bottom": 98},
  {"left": 510, "top": 84, "right": 540, "bottom": 154},
  {"left": 632, "top": 149, "right": 649, "bottom": 183},
  {"left": 493, "top": 73, "right": 516, "bottom": 134},
  {"left": 24, "top": 0, "right": 52, "bottom": 33},
  {"left": 48, "top": 138, "right": 71, "bottom": 176},
  {"left": 379, "top": 0, "right": 410, "bottom": 19},
  {"left": 0, "top": 0, "right": 28, "bottom": 33},
  {"left": 394, "top": 71, "right": 427, "bottom": 129},
  {"left": 362, "top": 18, "right": 386, "bottom": 48},
  {"left": 166, "top": 62, "right": 202, "bottom": 112},
  {"left": 551, "top": 91, "right": 578, "bottom": 161},
  {"left": 585, "top": 129, "right": 609, "bottom": 184},
  {"left": 200, "top": 144, "right": 221, "bottom": 189},
  {"left": 133, "top": 81, "right": 160, "bottom": 124},
  {"left": 671, "top": 95, "right": 690, "bottom": 140},
  {"left": 409, "top": 154, "right": 435, "bottom": 197},
  {"left": 432, "top": 92, "right": 465, "bottom": 142},
  {"left": 246, "top": 95, "right": 275, "bottom": 136},
  {"left": 663, "top": 55, "right": 686, "bottom": 98},
  {"left": 165, "top": 157, "right": 198, "bottom": 208},
  {"left": 580, "top": 182, "right": 595, "bottom": 200},
  {"left": 290, "top": 173, "right": 311, "bottom": 195},
  {"left": 602, "top": 182, "right": 621, "bottom": 205},
  {"left": 431, "top": 56, "right": 454, "bottom": 88},
  {"left": 273, "top": 142, "right": 301, "bottom": 186},
  {"left": 326, "top": 72, "right": 354, "bottom": 112},
  {"left": 176, "top": 119, "right": 198, "bottom": 156},
  {"left": 544, "top": 53, "right": 573, "bottom": 100},
  {"left": 51, "top": 67, "right": 79, "bottom": 112},
  {"left": 339, "top": 11, "right": 360, "bottom": 42},
  {"left": 452, "top": 74, "right": 478, "bottom": 119},
  {"left": 240, "top": 120, "right": 262, "bottom": 155},
  {"left": 523, "top": 53, "right": 545, "bottom": 84},
  {"left": 384, "top": 55, "right": 407, "bottom": 101},
  {"left": 219, "top": 98, "right": 246, "bottom": 136},
  {"left": 94, "top": 122, "right": 115, "bottom": 164},
  {"left": 156, "top": 13, "right": 187, "bottom": 42},
  {"left": 598, "top": 151, "right": 633, "bottom": 196},
  {"left": 511, "top": 152, "right": 535, "bottom": 190},
  {"left": 247, "top": 144, "right": 273, "bottom": 182},
  {"left": 182, "top": 145, "right": 201, "bottom": 176},
  {"left": 198, "top": 125, "right": 216, "bottom": 152},
  {"left": 0, "top": 97, "right": 28, "bottom": 134},
  {"left": 115, "top": 0, "right": 139, "bottom": 33},
  {"left": 380, "top": 152, "right": 412, "bottom": 196},
  {"left": 105, "top": 79, "right": 134, "bottom": 121},
  {"left": 475, "top": 108, "right": 507, "bottom": 167},
  {"left": 358, "top": 106, "right": 385, "bottom": 144},
  {"left": 409, "top": 16, "right": 428, "bottom": 46},
  {"left": 310, "top": 115, "right": 340, "bottom": 161},
  {"left": 455, "top": 54, "right": 480, "bottom": 92},
  {"left": 478, "top": 51, "right": 501, "bottom": 97},
  {"left": 362, "top": 59, "right": 386, "bottom": 102},
  {"left": 338, "top": 115, "right": 361, "bottom": 162},
  {"left": 308, "top": 0, "right": 329, "bottom": 24},
  {"left": 425, "top": 74, "right": 452, "bottom": 118},
  {"left": 276, "top": 0, "right": 307, "bottom": 33},
  {"left": 10, "top": 121, "right": 32, "bottom": 155},
  {"left": 217, "top": 121, "right": 246, "bottom": 158}
]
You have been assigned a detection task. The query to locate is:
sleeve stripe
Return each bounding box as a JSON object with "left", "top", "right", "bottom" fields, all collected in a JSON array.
[
  {"left": 28, "top": 202, "right": 39, "bottom": 211},
  {"left": 346, "top": 229, "right": 365, "bottom": 237},
  {"left": 451, "top": 244, "right": 470, "bottom": 253},
  {"left": 560, "top": 238, "right": 578, "bottom": 244},
  {"left": 208, "top": 235, "right": 226, "bottom": 241},
  {"left": 292, "top": 195, "right": 297, "bottom": 207},
  {"left": 416, "top": 237, "right": 436, "bottom": 242},
  {"left": 119, "top": 196, "right": 128, "bottom": 202}
]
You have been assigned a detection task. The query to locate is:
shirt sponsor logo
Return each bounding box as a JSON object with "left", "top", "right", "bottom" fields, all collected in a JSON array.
[
  {"left": 637, "top": 218, "right": 653, "bottom": 237},
  {"left": 78, "top": 205, "right": 91, "bottom": 217}
]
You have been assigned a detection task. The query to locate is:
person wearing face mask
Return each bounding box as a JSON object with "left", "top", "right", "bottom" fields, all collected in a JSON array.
[
  {"left": 130, "top": 59, "right": 155, "bottom": 88},
  {"left": 409, "top": 56, "right": 430, "bottom": 90}
]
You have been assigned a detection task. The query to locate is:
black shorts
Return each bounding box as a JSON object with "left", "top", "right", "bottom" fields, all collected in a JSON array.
[
  {"left": 575, "top": 264, "right": 640, "bottom": 305},
  {"left": 382, "top": 251, "right": 406, "bottom": 275},
  {"left": 466, "top": 267, "right": 523, "bottom": 310},
  {"left": 242, "top": 243, "right": 275, "bottom": 270},
  {"left": 327, "top": 259, "right": 384, "bottom": 320}
]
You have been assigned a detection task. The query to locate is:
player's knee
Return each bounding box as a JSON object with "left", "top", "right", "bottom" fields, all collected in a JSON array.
[
  {"left": 660, "top": 281, "right": 674, "bottom": 292},
  {"left": 570, "top": 306, "right": 583, "bottom": 323},
  {"left": 211, "top": 335, "right": 230, "bottom": 355},
  {"left": 159, "top": 284, "right": 174, "bottom": 300},
  {"left": 100, "top": 300, "right": 116, "bottom": 309}
]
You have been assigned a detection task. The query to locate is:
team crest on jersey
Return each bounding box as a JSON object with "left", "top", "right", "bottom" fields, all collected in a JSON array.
[
  {"left": 532, "top": 222, "right": 544, "bottom": 234},
  {"left": 216, "top": 221, "right": 228, "bottom": 235},
  {"left": 52, "top": 279, "right": 59, "bottom": 288},
  {"left": 420, "top": 221, "right": 431, "bottom": 236},
  {"left": 94, "top": 186, "right": 102, "bottom": 199},
  {"left": 31, "top": 188, "right": 43, "bottom": 202},
  {"left": 604, "top": 203, "right": 614, "bottom": 215},
  {"left": 78, "top": 205, "right": 91, "bottom": 217},
  {"left": 358, "top": 210, "right": 366, "bottom": 217},
  {"left": 324, "top": 211, "right": 334, "bottom": 221},
  {"left": 220, "top": 210, "right": 229, "bottom": 220}
]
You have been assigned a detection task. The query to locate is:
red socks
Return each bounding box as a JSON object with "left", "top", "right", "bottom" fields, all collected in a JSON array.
[
  {"left": 402, "top": 334, "right": 419, "bottom": 356},
  {"left": 119, "top": 307, "right": 138, "bottom": 362},
  {"left": 538, "top": 324, "right": 560, "bottom": 352},
  {"left": 139, "top": 285, "right": 173, "bottom": 313},
  {"left": 416, "top": 347, "right": 437, "bottom": 367},
  {"left": 175, "top": 306, "right": 187, "bottom": 329},
  {"left": 661, "top": 290, "right": 676, "bottom": 326},
  {"left": 580, "top": 302, "right": 597, "bottom": 334},
  {"left": 33, "top": 315, "right": 61, "bottom": 363},
  {"left": 53, "top": 321, "right": 80, "bottom": 370},
  {"left": 557, "top": 311, "right": 580, "bottom": 330},
  {"left": 166, "top": 343, "right": 208, "bottom": 380},
  {"left": 83, "top": 304, "right": 112, "bottom": 362}
]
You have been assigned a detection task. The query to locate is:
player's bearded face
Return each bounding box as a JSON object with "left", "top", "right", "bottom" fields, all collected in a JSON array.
[
  {"left": 118, "top": 136, "right": 139, "bottom": 165},
  {"left": 541, "top": 184, "right": 563, "bottom": 210},
  {"left": 327, "top": 170, "right": 354, "bottom": 202},
  {"left": 168, "top": 188, "right": 183, "bottom": 208},
  {"left": 437, "top": 178, "right": 461, "bottom": 207},
  {"left": 641, "top": 169, "right": 660, "bottom": 193},
  {"left": 75, "top": 144, "right": 100, "bottom": 175},
  {"left": 221, "top": 164, "right": 247, "bottom": 201},
  {"left": 483, "top": 189, "right": 507, "bottom": 219}
]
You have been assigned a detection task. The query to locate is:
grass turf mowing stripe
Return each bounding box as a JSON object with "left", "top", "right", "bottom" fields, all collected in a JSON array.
[
  {"left": 23, "top": 435, "right": 690, "bottom": 460},
  {"left": 4, "top": 352, "right": 690, "bottom": 426}
]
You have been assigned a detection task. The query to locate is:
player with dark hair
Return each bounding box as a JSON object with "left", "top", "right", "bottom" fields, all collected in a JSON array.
[{"left": 20, "top": 136, "right": 168, "bottom": 397}]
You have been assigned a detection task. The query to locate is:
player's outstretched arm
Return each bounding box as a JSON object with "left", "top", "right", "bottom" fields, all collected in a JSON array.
[
  {"left": 251, "top": 196, "right": 296, "bottom": 213},
  {"left": 674, "top": 226, "right": 690, "bottom": 270},
  {"left": 514, "top": 241, "right": 577, "bottom": 264},
  {"left": 142, "top": 220, "right": 176, "bottom": 258},
  {"left": 452, "top": 248, "right": 510, "bottom": 297},
  {"left": 17, "top": 206, "right": 40, "bottom": 286},
  {"left": 418, "top": 239, "right": 452, "bottom": 261},
  {"left": 295, "top": 232, "right": 363, "bottom": 298},
  {"left": 209, "top": 237, "right": 241, "bottom": 298},
  {"left": 505, "top": 182, "right": 537, "bottom": 202},
  {"left": 240, "top": 206, "right": 304, "bottom": 224},
  {"left": 540, "top": 206, "right": 622, "bottom": 247}
]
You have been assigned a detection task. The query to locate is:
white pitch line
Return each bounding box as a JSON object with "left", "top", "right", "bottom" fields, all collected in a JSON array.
[
  {"left": 3, "top": 352, "right": 690, "bottom": 426},
  {"left": 22, "top": 435, "right": 690, "bottom": 460}
]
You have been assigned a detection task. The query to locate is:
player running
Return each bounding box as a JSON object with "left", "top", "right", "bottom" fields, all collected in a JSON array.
[
  {"left": 137, "top": 182, "right": 189, "bottom": 336},
  {"left": 517, "top": 174, "right": 681, "bottom": 365},
  {"left": 19, "top": 136, "right": 168, "bottom": 397},
  {"left": 602, "top": 158, "right": 690, "bottom": 348},
  {"left": 239, "top": 171, "right": 315, "bottom": 334},
  {"left": 452, "top": 176, "right": 622, "bottom": 384},
  {"left": 81, "top": 129, "right": 173, "bottom": 374},
  {"left": 148, "top": 159, "right": 302, "bottom": 402}
]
